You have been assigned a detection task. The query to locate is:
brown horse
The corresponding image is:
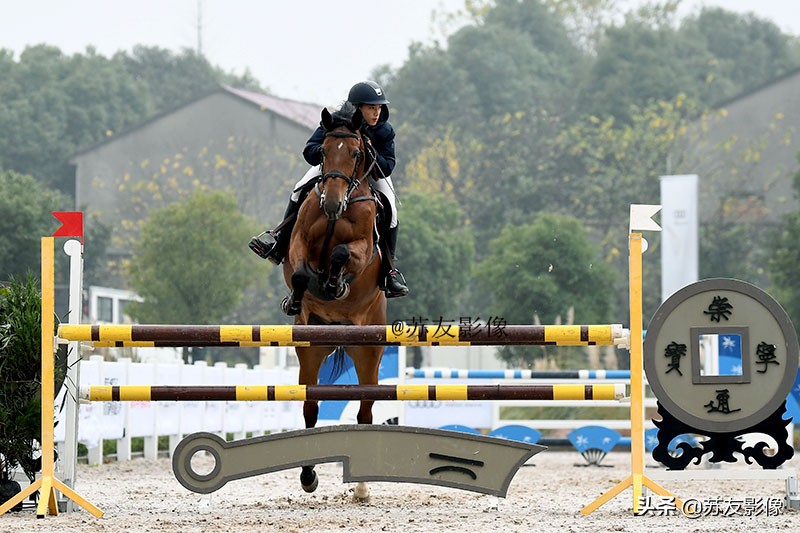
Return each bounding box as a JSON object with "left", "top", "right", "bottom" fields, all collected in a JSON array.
[{"left": 282, "top": 106, "right": 386, "bottom": 497}]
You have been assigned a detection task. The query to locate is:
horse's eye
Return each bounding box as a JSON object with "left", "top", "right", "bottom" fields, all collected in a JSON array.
[
  {"left": 320, "top": 148, "right": 326, "bottom": 157},
  {"left": 351, "top": 150, "right": 359, "bottom": 158}
]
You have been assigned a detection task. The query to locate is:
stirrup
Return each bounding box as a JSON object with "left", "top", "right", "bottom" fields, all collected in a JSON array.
[
  {"left": 250, "top": 231, "right": 285, "bottom": 265},
  {"left": 384, "top": 269, "right": 409, "bottom": 298},
  {"left": 249, "top": 231, "right": 276, "bottom": 258}
]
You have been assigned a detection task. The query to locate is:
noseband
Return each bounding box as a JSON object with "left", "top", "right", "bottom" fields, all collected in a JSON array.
[{"left": 317, "top": 130, "right": 365, "bottom": 218}]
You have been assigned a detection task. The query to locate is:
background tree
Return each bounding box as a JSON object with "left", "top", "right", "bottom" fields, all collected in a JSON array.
[
  {"left": 0, "top": 170, "right": 69, "bottom": 280},
  {"left": 578, "top": 5, "right": 800, "bottom": 122},
  {"left": 474, "top": 213, "right": 616, "bottom": 368},
  {"left": 386, "top": 192, "right": 475, "bottom": 324},
  {"left": 126, "top": 191, "right": 259, "bottom": 361},
  {"left": 118, "top": 46, "right": 264, "bottom": 112},
  {"left": 0, "top": 45, "right": 150, "bottom": 190}
]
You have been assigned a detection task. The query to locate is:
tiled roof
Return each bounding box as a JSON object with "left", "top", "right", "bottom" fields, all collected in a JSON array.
[{"left": 222, "top": 85, "right": 321, "bottom": 129}]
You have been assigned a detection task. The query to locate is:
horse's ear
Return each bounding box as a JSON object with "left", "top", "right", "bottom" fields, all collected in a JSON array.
[
  {"left": 351, "top": 108, "right": 363, "bottom": 131},
  {"left": 321, "top": 108, "right": 333, "bottom": 130}
]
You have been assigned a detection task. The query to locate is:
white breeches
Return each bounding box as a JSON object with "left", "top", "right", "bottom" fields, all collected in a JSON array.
[{"left": 291, "top": 166, "right": 398, "bottom": 228}]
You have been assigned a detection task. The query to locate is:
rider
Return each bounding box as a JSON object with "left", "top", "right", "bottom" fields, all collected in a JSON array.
[{"left": 249, "top": 80, "right": 409, "bottom": 298}]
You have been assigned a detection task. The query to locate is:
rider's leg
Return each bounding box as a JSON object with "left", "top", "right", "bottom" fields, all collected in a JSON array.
[
  {"left": 250, "top": 166, "right": 319, "bottom": 264},
  {"left": 249, "top": 198, "right": 300, "bottom": 264},
  {"left": 373, "top": 178, "right": 408, "bottom": 297},
  {"left": 383, "top": 223, "right": 408, "bottom": 297}
]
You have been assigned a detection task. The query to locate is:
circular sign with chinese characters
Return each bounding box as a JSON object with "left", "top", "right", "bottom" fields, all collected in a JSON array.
[{"left": 644, "top": 278, "right": 799, "bottom": 433}]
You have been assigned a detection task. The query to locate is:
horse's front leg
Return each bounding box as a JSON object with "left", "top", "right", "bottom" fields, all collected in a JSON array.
[
  {"left": 324, "top": 237, "right": 372, "bottom": 298},
  {"left": 323, "top": 244, "right": 350, "bottom": 298},
  {"left": 282, "top": 270, "right": 309, "bottom": 315}
]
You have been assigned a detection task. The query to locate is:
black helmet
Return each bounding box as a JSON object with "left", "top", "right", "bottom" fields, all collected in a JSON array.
[{"left": 348, "top": 81, "right": 389, "bottom": 105}]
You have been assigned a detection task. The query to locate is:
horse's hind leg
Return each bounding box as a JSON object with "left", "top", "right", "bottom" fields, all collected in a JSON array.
[{"left": 348, "top": 345, "right": 384, "bottom": 500}]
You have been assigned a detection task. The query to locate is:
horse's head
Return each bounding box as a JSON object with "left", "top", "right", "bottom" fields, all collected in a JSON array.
[{"left": 318, "top": 105, "right": 365, "bottom": 219}]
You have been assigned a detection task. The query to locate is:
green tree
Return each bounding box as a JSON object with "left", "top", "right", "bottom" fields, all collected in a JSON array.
[
  {"left": 387, "top": 192, "right": 475, "bottom": 324},
  {"left": 554, "top": 96, "right": 703, "bottom": 319},
  {"left": 579, "top": 5, "right": 800, "bottom": 122},
  {"left": 579, "top": 15, "right": 709, "bottom": 122},
  {"left": 0, "top": 275, "right": 45, "bottom": 487},
  {"left": 118, "top": 46, "right": 264, "bottom": 113},
  {"left": 679, "top": 8, "right": 800, "bottom": 103},
  {"left": 126, "top": 191, "right": 258, "bottom": 359},
  {"left": 0, "top": 45, "right": 151, "bottom": 190},
  {"left": 0, "top": 170, "right": 69, "bottom": 280},
  {"left": 474, "top": 213, "right": 616, "bottom": 368}
]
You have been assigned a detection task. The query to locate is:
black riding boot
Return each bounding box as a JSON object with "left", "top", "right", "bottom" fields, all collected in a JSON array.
[
  {"left": 382, "top": 225, "right": 408, "bottom": 298},
  {"left": 249, "top": 200, "right": 300, "bottom": 265}
]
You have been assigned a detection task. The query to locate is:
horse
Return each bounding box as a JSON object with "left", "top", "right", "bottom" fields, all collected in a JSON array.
[{"left": 282, "top": 105, "right": 386, "bottom": 499}]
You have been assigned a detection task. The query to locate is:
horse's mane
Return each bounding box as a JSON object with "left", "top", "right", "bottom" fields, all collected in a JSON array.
[{"left": 326, "top": 101, "right": 360, "bottom": 131}]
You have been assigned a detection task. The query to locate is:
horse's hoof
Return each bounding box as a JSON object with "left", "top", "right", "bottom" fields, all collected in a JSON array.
[
  {"left": 353, "top": 481, "right": 369, "bottom": 500},
  {"left": 281, "top": 296, "right": 301, "bottom": 316},
  {"left": 300, "top": 467, "right": 318, "bottom": 493}
]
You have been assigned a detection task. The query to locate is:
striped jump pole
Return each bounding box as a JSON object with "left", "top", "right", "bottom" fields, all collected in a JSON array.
[
  {"left": 407, "top": 369, "right": 632, "bottom": 380},
  {"left": 79, "top": 383, "right": 626, "bottom": 402},
  {"left": 58, "top": 323, "right": 630, "bottom": 348}
]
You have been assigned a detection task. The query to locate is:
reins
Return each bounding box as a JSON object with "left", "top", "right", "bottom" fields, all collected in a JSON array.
[{"left": 314, "top": 128, "right": 377, "bottom": 277}]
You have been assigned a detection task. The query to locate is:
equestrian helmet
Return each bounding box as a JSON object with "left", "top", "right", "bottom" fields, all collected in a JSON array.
[{"left": 348, "top": 81, "right": 389, "bottom": 105}]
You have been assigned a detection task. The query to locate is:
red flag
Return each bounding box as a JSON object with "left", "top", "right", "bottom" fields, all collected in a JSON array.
[{"left": 52, "top": 211, "right": 84, "bottom": 243}]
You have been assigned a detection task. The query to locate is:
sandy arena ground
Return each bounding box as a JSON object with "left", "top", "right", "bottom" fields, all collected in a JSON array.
[{"left": 2, "top": 449, "right": 799, "bottom": 532}]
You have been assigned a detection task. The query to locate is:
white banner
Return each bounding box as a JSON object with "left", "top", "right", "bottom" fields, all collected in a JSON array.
[{"left": 660, "top": 175, "right": 698, "bottom": 302}]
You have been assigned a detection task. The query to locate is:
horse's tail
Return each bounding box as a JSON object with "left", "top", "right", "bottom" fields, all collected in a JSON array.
[{"left": 327, "top": 346, "right": 347, "bottom": 382}]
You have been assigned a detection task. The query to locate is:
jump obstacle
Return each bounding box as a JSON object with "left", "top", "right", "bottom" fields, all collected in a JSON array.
[
  {"left": 1, "top": 206, "right": 679, "bottom": 519},
  {"left": 79, "top": 383, "right": 626, "bottom": 402},
  {"left": 406, "top": 368, "right": 631, "bottom": 380},
  {"left": 59, "top": 323, "right": 629, "bottom": 348}
]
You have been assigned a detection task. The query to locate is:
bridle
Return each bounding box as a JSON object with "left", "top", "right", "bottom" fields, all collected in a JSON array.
[
  {"left": 314, "top": 128, "right": 379, "bottom": 275},
  {"left": 316, "top": 130, "right": 377, "bottom": 219}
]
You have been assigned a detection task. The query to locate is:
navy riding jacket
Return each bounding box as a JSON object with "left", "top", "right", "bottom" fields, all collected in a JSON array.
[{"left": 303, "top": 106, "right": 396, "bottom": 179}]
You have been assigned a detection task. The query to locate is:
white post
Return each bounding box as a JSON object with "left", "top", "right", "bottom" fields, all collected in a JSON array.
[
  {"left": 143, "top": 359, "right": 158, "bottom": 460},
  {"left": 86, "top": 355, "right": 105, "bottom": 466},
  {"left": 116, "top": 358, "right": 132, "bottom": 461},
  {"left": 60, "top": 239, "right": 83, "bottom": 511}
]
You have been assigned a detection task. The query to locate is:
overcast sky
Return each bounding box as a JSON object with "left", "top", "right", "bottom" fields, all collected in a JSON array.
[{"left": 1, "top": 0, "right": 798, "bottom": 105}]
